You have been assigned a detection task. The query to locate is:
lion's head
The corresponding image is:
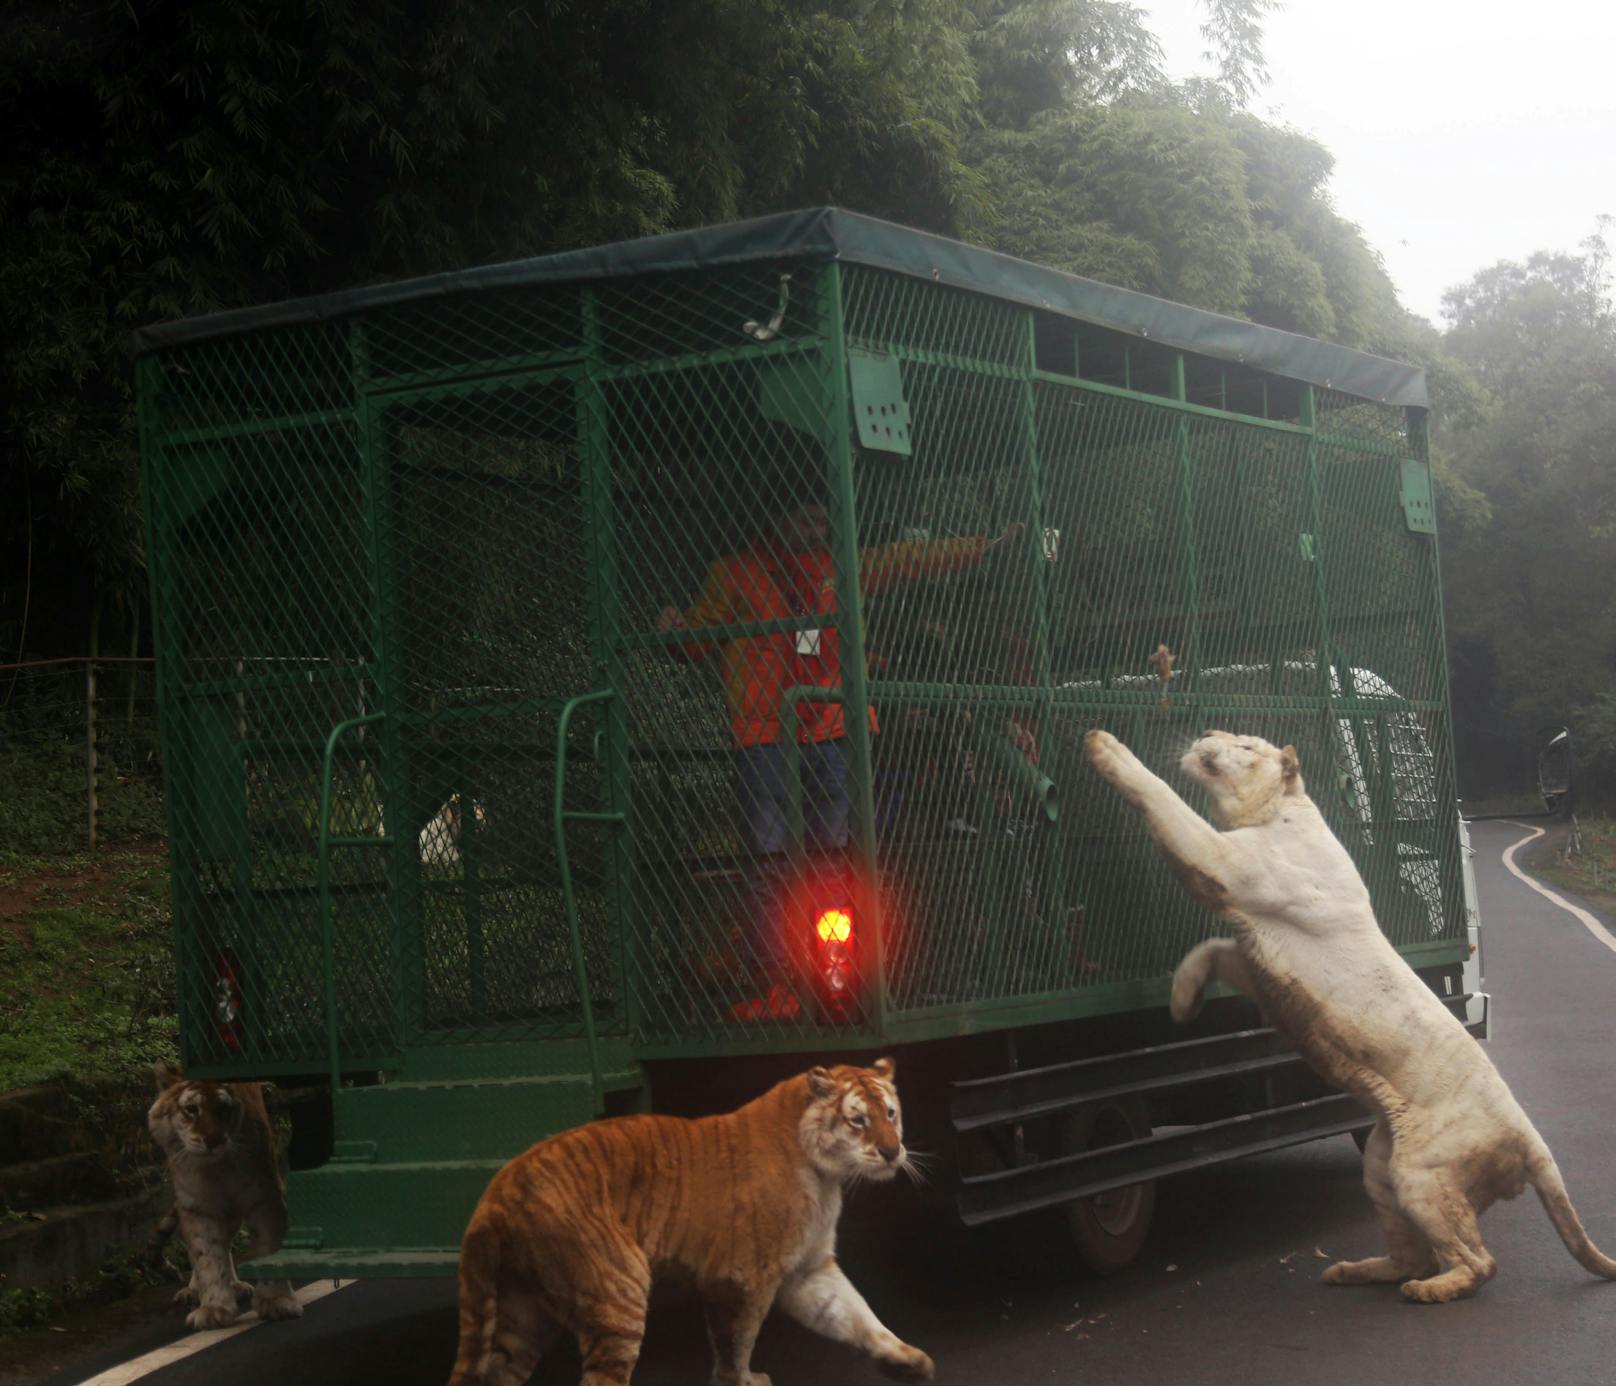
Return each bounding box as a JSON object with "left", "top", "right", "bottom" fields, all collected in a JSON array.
[{"left": 1180, "top": 730, "right": 1304, "bottom": 828}]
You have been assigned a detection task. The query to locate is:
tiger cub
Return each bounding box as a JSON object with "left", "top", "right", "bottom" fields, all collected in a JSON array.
[
  {"left": 146, "top": 1061, "right": 301, "bottom": 1330},
  {"left": 448, "top": 1058, "right": 933, "bottom": 1386}
]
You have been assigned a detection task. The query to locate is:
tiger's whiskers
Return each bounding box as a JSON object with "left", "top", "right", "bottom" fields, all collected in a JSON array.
[{"left": 901, "top": 1147, "right": 938, "bottom": 1189}]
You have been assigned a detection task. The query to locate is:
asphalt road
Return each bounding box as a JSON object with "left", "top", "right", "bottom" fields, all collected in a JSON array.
[{"left": 31, "top": 819, "right": 1616, "bottom": 1386}]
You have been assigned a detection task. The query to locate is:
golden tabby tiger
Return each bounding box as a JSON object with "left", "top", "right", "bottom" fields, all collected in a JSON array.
[
  {"left": 146, "top": 1061, "right": 301, "bottom": 1329},
  {"left": 447, "top": 1059, "right": 932, "bottom": 1386}
]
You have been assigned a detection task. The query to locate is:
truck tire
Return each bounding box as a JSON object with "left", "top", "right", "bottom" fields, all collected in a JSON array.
[{"left": 1058, "top": 1095, "right": 1156, "bottom": 1274}]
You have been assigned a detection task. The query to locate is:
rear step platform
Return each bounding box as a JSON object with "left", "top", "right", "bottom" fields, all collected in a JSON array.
[
  {"left": 246, "top": 1248, "right": 461, "bottom": 1280},
  {"left": 244, "top": 1042, "right": 645, "bottom": 1282}
]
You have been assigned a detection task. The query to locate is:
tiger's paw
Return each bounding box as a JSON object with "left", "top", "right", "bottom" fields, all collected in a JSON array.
[
  {"left": 185, "top": 1301, "right": 241, "bottom": 1331},
  {"left": 254, "top": 1285, "right": 303, "bottom": 1322},
  {"left": 877, "top": 1343, "right": 935, "bottom": 1381}
]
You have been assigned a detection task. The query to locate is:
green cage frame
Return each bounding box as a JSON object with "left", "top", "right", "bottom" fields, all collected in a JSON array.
[{"left": 134, "top": 210, "right": 1463, "bottom": 1087}]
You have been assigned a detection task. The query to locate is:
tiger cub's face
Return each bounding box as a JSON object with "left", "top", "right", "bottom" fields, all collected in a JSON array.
[
  {"left": 802, "top": 1058, "right": 908, "bottom": 1183},
  {"left": 148, "top": 1067, "right": 244, "bottom": 1160}
]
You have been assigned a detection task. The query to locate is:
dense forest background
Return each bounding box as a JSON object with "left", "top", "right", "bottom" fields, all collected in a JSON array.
[{"left": 2, "top": 0, "right": 1610, "bottom": 804}]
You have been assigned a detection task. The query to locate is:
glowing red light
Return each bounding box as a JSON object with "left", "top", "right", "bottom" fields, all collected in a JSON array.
[{"left": 815, "top": 909, "right": 853, "bottom": 944}]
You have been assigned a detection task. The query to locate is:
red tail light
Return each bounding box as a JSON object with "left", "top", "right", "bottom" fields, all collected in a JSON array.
[
  {"left": 811, "top": 905, "right": 857, "bottom": 1013},
  {"left": 213, "top": 951, "right": 244, "bottom": 1052},
  {"left": 815, "top": 909, "right": 853, "bottom": 944}
]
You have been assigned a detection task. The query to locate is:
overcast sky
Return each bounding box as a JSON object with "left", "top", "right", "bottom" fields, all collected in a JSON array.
[{"left": 1142, "top": 0, "right": 1616, "bottom": 325}]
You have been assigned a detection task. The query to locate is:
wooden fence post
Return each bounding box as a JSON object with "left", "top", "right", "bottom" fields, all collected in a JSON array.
[{"left": 86, "top": 657, "right": 99, "bottom": 851}]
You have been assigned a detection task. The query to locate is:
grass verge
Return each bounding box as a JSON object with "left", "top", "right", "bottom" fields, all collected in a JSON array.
[
  {"left": 0, "top": 844, "right": 178, "bottom": 1094},
  {"left": 1526, "top": 815, "right": 1616, "bottom": 918}
]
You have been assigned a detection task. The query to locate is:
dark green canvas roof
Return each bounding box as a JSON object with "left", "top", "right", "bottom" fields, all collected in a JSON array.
[{"left": 132, "top": 206, "right": 1426, "bottom": 407}]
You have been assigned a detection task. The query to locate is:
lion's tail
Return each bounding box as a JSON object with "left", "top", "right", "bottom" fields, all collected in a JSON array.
[
  {"left": 446, "top": 1217, "right": 502, "bottom": 1386},
  {"left": 1527, "top": 1141, "right": 1616, "bottom": 1279}
]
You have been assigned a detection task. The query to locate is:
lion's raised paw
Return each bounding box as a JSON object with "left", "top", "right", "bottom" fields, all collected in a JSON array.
[
  {"left": 1082, "top": 728, "right": 1119, "bottom": 757},
  {"left": 1083, "top": 729, "right": 1128, "bottom": 778}
]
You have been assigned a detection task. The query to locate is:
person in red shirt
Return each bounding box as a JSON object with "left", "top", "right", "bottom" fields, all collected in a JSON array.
[{"left": 658, "top": 500, "right": 1023, "bottom": 998}]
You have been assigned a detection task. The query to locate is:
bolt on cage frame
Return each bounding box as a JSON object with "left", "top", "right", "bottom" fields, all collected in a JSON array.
[{"left": 134, "top": 208, "right": 1463, "bottom": 1090}]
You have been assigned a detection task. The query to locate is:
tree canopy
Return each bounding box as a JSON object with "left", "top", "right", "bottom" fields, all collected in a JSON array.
[
  {"left": 1435, "top": 226, "right": 1616, "bottom": 804},
  {"left": 12, "top": 0, "right": 1578, "bottom": 808}
]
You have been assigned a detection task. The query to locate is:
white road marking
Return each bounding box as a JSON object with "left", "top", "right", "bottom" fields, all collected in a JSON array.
[
  {"left": 75, "top": 1280, "right": 355, "bottom": 1386},
  {"left": 1500, "top": 823, "right": 1616, "bottom": 958}
]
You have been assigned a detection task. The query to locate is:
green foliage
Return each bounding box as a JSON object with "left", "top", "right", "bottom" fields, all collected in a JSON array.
[
  {"left": 970, "top": 0, "right": 1164, "bottom": 127},
  {"left": 968, "top": 91, "right": 1413, "bottom": 344},
  {"left": 1195, "top": 0, "right": 1282, "bottom": 108},
  {"left": 1530, "top": 816, "right": 1616, "bottom": 906},
  {"left": 967, "top": 102, "right": 1254, "bottom": 306},
  {"left": 0, "top": 0, "right": 987, "bottom": 662},
  {"left": 1436, "top": 227, "right": 1616, "bottom": 804},
  {"left": 0, "top": 850, "right": 178, "bottom": 1092},
  {"left": 0, "top": 1240, "right": 186, "bottom": 1339},
  {"left": 0, "top": 739, "right": 164, "bottom": 856},
  {"left": 1573, "top": 697, "right": 1616, "bottom": 802},
  {"left": 3, "top": 0, "right": 1476, "bottom": 732}
]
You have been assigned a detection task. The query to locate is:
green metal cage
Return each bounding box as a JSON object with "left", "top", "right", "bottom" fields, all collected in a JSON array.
[{"left": 135, "top": 208, "right": 1463, "bottom": 1089}]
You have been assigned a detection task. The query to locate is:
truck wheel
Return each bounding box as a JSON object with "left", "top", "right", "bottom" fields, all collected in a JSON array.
[{"left": 1058, "top": 1095, "right": 1156, "bottom": 1274}]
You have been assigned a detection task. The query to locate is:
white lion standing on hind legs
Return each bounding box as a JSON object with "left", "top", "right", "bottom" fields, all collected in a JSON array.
[{"left": 1083, "top": 726, "right": 1616, "bottom": 1303}]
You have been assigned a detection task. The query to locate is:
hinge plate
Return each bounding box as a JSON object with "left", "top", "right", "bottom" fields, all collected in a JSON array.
[
  {"left": 1400, "top": 460, "right": 1436, "bottom": 534},
  {"left": 848, "top": 349, "right": 912, "bottom": 456}
]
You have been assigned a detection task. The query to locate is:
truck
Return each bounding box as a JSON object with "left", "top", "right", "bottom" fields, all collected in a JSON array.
[{"left": 131, "top": 207, "right": 1484, "bottom": 1280}]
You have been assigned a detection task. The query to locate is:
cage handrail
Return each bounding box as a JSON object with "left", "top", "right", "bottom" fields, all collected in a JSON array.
[
  {"left": 317, "top": 711, "right": 389, "bottom": 1091},
  {"left": 853, "top": 683, "right": 1061, "bottom": 823},
  {"left": 553, "top": 689, "right": 625, "bottom": 1114}
]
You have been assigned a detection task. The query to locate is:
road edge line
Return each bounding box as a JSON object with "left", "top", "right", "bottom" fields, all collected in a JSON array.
[
  {"left": 74, "top": 1280, "right": 355, "bottom": 1386},
  {"left": 1500, "top": 823, "right": 1616, "bottom": 958}
]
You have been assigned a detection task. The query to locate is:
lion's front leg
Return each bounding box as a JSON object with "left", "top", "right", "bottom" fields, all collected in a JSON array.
[
  {"left": 1082, "top": 728, "right": 1158, "bottom": 808},
  {"left": 1084, "top": 731, "right": 1236, "bottom": 888},
  {"left": 1170, "top": 938, "right": 1255, "bottom": 1021}
]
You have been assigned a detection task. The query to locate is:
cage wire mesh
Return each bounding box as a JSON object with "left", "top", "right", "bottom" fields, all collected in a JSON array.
[{"left": 138, "top": 239, "right": 1463, "bottom": 1070}]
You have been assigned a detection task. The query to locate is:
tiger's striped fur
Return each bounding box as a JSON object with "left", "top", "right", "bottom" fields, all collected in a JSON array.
[
  {"left": 146, "top": 1061, "right": 301, "bottom": 1330},
  {"left": 446, "top": 1058, "right": 932, "bottom": 1386}
]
